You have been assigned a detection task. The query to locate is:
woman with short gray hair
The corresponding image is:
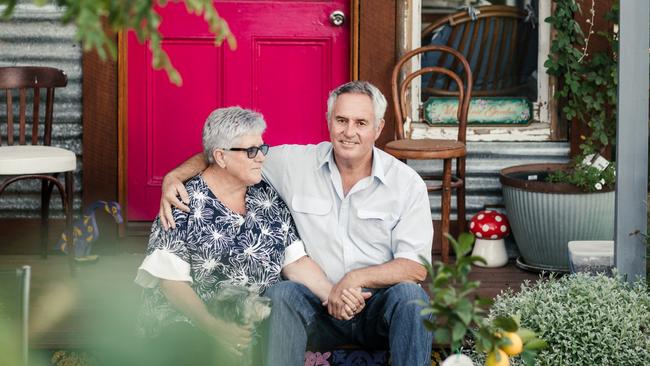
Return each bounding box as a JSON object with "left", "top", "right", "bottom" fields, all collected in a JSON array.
[{"left": 135, "top": 106, "right": 306, "bottom": 365}]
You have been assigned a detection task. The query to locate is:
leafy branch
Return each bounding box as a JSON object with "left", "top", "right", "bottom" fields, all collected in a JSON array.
[
  {"left": 417, "top": 233, "right": 547, "bottom": 364},
  {"left": 1, "top": 0, "right": 236, "bottom": 85}
]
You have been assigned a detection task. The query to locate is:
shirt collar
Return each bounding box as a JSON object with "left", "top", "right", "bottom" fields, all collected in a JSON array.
[
  {"left": 317, "top": 143, "right": 387, "bottom": 185},
  {"left": 371, "top": 146, "right": 387, "bottom": 185},
  {"left": 316, "top": 143, "right": 333, "bottom": 170}
]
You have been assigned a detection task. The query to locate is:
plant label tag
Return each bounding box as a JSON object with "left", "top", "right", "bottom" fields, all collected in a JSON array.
[
  {"left": 527, "top": 175, "right": 538, "bottom": 181},
  {"left": 582, "top": 153, "right": 610, "bottom": 171}
]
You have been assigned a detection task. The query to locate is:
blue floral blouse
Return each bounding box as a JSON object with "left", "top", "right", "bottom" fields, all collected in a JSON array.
[{"left": 135, "top": 175, "right": 303, "bottom": 337}]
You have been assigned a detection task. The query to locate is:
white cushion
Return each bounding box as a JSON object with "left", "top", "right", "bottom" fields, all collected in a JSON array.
[{"left": 0, "top": 145, "right": 76, "bottom": 174}]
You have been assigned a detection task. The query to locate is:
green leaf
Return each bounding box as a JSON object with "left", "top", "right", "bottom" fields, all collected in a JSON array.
[
  {"left": 412, "top": 299, "right": 429, "bottom": 307},
  {"left": 434, "top": 328, "right": 450, "bottom": 345},
  {"left": 524, "top": 338, "right": 549, "bottom": 351},
  {"left": 446, "top": 233, "right": 461, "bottom": 256},
  {"left": 476, "top": 297, "right": 494, "bottom": 307},
  {"left": 433, "top": 272, "right": 451, "bottom": 288},
  {"left": 451, "top": 322, "right": 467, "bottom": 343},
  {"left": 455, "top": 298, "right": 473, "bottom": 325},
  {"left": 517, "top": 328, "right": 537, "bottom": 343},
  {"left": 439, "top": 289, "right": 457, "bottom": 306},
  {"left": 520, "top": 350, "right": 537, "bottom": 366},
  {"left": 423, "top": 318, "right": 436, "bottom": 332},
  {"left": 493, "top": 316, "right": 518, "bottom": 332},
  {"left": 1, "top": 0, "right": 18, "bottom": 18},
  {"left": 456, "top": 232, "right": 475, "bottom": 256},
  {"left": 467, "top": 255, "right": 488, "bottom": 266}
]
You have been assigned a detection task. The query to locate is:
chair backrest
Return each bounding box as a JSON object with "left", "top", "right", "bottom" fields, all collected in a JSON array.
[
  {"left": 0, "top": 266, "right": 31, "bottom": 366},
  {"left": 391, "top": 45, "right": 473, "bottom": 142},
  {"left": 0, "top": 67, "right": 68, "bottom": 146},
  {"left": 421, "top": 5, "right": 536, "bottom": 97}
]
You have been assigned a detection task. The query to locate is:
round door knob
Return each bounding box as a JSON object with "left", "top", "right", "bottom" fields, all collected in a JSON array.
[{"left": 329, "top": 10, "right": 345, "bottom": 26}]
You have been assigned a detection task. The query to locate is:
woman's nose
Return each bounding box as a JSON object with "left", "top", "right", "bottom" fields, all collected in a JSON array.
[{"left": 255, "top": 150, "right": 266, "bottom": 162}]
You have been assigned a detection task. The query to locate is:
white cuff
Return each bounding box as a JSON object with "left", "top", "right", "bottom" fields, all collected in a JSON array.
[
  {"left": 282, "top": 240, "right": 307, "bottom": 268},
  {"left": 134, "top": 249, "right": 193, "bottom": 288}
]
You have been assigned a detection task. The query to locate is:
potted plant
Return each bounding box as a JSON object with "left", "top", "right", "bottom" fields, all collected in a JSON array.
[
  {"left": 499, "top": 0, "right": 619, "bottom": 271},
  {"left": 419, "top": 234, "right": 547, "bottom": 366},
  {"left": 468, "top": 272, "right": 650, "bottom": 365}
]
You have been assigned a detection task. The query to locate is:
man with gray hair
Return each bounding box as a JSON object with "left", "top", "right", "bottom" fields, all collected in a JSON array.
[{"left": 159, "top": 81, "right": 434, "bottom": 365}]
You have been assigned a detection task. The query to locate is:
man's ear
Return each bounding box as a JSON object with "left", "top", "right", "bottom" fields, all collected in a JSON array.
[
  {"left": 374, "top": 119, "right": 385, "bottom": 141},
  {"left": 214, "top": 149, "right": 226, "bottom": 168}
]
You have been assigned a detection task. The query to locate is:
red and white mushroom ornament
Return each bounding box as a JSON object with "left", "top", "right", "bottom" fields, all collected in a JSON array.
[{"left": 469, "top": 210, "right": 510, "bottom": 267}]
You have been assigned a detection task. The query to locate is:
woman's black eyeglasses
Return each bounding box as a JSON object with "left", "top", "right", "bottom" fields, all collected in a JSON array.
[{"left": 224, "top": 144, "right": 270, "bottom": 159}]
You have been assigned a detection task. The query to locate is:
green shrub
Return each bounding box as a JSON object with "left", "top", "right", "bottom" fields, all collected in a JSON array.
[{"left": 471, "top": 273, "right": 650, "bottom": 366}]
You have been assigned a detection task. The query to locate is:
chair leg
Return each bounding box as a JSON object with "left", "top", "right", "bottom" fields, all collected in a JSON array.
[
  {"left": 441, "top": 159, "right": 452, "bottom": 263},
  {"left": 64, "top": 171, "right": 76, "bottom": 277},
  {"left": 40, "top": 179, "right": 55, "bottom": 259},
  {"left": 456, "top": 157, "right": 467, "bottom": 233}
]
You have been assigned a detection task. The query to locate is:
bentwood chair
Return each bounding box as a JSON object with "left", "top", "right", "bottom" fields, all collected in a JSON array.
[
  {"left": 385, "top": 46, "right": 472, "bottom": 263},
  {"left": 0, "top": 67, "right": 75, "bottom": 274},
  {"left": 0, "top": 265, "right": 31, "bottom": 366},
  {"left": 421, "top": 5, "right": 536, "bottom": 98}
]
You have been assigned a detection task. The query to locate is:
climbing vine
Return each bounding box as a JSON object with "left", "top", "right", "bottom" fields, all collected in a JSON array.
[{"left": 544, "top": 0, "right": 618, "bottom": 191}]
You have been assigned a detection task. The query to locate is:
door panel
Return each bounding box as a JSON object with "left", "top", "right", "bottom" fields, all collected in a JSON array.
[
  {"left": 254, "top": 39, "right": 331, "bottom": 145},
  {"left": 128, "top": 0, "right": 350, "bottom": 220}
]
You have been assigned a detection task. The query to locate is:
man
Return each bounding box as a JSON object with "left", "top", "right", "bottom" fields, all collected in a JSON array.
[{"left": 159, "top": 81, "right": 434, "bottom": 365}]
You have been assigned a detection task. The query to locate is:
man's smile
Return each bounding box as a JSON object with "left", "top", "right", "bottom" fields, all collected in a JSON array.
[{"left": 339, "top": 140, "right": 359, "bottom": 145}]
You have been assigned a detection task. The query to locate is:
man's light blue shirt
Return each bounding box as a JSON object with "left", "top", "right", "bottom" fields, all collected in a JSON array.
[{"left": 262, "top": 142, "right": 433, "bottom": 283}]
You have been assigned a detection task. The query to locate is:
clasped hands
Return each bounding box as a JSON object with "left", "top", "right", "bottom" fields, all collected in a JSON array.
[{"left": 323, "top": 274, "right": 372, "bottom": 321}]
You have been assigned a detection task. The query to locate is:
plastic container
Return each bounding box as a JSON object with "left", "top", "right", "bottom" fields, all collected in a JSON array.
[{"left": 568, "top": 240, "right": 614, "bottom": 275}]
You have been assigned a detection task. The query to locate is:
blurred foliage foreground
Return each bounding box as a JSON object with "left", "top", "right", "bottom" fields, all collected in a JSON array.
[
  {"left": 0, "top": 255, "right": 152, "bottom": 366},
  {"left": 0, "top": 0, "right": 236, "bottom": 85}
]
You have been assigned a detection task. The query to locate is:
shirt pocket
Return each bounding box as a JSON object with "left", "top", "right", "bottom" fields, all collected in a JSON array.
[
  {"left": 291, "top": 196, "right": 332, "bottom": 216},
  {"left": 351, "top": 209, "right": 395, "bottom": 250}
]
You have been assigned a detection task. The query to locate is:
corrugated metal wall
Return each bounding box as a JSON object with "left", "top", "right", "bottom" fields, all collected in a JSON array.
[
  {"left": 408, "top": 141, "right": 570, "bottom": 219},
  {"left": 0, "top": 3, "right": 82, "bottom": 218}
]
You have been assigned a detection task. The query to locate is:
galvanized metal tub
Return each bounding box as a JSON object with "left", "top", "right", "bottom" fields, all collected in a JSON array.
[{"left": 499, "top": 163, "right": 615, "bottom": 272}]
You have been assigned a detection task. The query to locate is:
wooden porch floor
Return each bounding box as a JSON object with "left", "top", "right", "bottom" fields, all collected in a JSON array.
[{"left": 0, "top": 249, "right": 539, "bottom": 351}]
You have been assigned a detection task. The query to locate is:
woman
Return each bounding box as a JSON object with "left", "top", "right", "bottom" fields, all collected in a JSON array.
[{"left": 134, "top": 107, "right": 307, "bottom": 364}]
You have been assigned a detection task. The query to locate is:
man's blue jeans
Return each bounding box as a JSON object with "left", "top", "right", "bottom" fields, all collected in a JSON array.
[{"left": 262, "top": 281, "right": 433, "bottom": 366}]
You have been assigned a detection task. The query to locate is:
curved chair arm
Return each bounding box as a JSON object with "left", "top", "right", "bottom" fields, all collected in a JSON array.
[
  {"left": 398, "top": 66, "right": 468, "bottom": 142},
  {"left": 391, "top": 45, "right": 473, "bottom": 141}
]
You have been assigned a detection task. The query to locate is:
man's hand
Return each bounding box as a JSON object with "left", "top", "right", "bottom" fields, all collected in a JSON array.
[
  {"left": 159, "top": 173, "right": 190, "bottom": 230},
  {"left": 326, "top": 273, "right": 372, "bottom": 320}
]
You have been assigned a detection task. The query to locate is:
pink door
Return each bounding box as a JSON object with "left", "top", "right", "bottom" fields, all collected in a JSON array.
[{"left": 128, "top": 1, "right": 350, "bottom": 221}]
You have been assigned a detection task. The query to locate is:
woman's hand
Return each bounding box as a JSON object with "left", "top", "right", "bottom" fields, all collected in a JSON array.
[
  {"left": 158, "top": 153, "right": 208, "bottom": 229},
  {"left": 159, "top": 173, "right": 190, "bottom": 230},
  {"left": 160, "top": 280, "right": 252, "bottom": 356},
  {"left": 206, "top": 317, "right": 253, "bottom": 357}
]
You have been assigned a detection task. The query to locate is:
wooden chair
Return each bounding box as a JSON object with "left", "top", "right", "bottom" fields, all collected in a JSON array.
[
  {"left": 385, "top": 45, "right": 472, "bottom": 263},
  {"left": 0, "top": 67, "right": 75, "bottom": 274},
  {"left": 421, "top": 5, "right": 535, "bottom": 98}
]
